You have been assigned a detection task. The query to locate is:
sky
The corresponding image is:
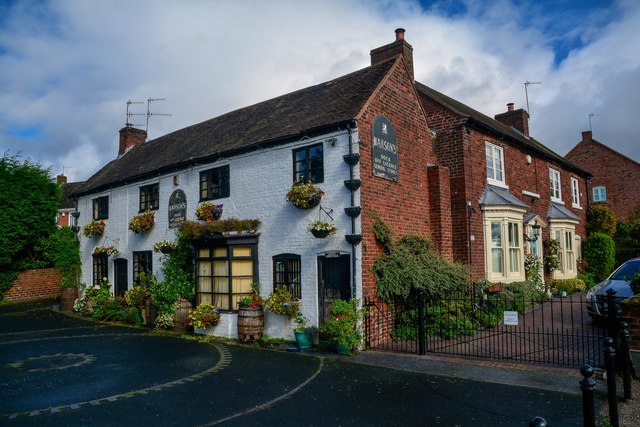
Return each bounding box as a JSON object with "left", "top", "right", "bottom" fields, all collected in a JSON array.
[{"left": 1, "top": 0, "right": 639, "bottom": 183}]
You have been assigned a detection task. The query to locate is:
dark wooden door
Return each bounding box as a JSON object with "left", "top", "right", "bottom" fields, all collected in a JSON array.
[
  {"left": 318, "top": 254, "right": 351, "bottom": 324},
  {"left": 114, "top": 259, "right": 128, "bottom": 297}
]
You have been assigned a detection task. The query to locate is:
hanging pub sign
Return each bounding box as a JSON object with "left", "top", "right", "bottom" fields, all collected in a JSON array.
[
  {"left": 168, "top": 189, "right": 187, "bottom": 228},
  {"left": 372, "top": 115, "right": 398, "bottom": 181}
]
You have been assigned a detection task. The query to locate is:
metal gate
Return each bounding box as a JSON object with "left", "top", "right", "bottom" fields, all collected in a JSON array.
[{"left": 364, "top": 290, "right": 607, "bottom": 368}]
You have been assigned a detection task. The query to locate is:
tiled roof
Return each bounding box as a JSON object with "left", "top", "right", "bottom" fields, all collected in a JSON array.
[
  {"left": 59, "top": 181, "right": 84, "bottom": 209},
  {"left": 547, "top": 203, "right": 580, "bottom": 221},
  {"left": 75, "top": 58, "right": 398, "bottom": 197},
  {"left": 479, "top": 185, "right": 529, "bottom": 208},
  {"left": 414, "top": 82, "right": 590, "bottom": 177}
]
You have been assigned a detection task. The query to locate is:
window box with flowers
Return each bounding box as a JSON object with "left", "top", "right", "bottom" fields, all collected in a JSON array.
[
  {"left": 129, "top": 210, "right": 155, "bottom": 234},
  {"left": 286, "top": 182, "right": 324, "bottom": 209},
  {"left": 189, "top": 303, "right": 221, "bottom": 335},
  {"left": 83, "top": 219, "right": 106, "bottom": 238},
  {"left": 307, "top": 220, "right": 337, "bottom": 238},
  {"left": 92, "top": 246, "right": 120, "bottom": 256},
  {"left": 180, "top": 218, "right": 261, "bottom": 239},
  {"left": 196, "top": 202, "right": 224, "bottom": 221}
]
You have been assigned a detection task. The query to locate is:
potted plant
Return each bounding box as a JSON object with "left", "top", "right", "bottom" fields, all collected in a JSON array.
[
  {"left": 293, "top": 313, "right": 313, "bottom": 349},
  {"left": 307, "top": 220, "right": 338, "bottom": 238},
  {"left": 129, "top": 210, "right": 156, "bottom": 233},
  {"left": 286, "top": 181, "right": 324, "bottom": 209},
  {"left": 153, "top": 240, "right": 178, "bottom": 254},
  {"left": 189, "top": 303, "right": 221, "bottom": 334},
  {"left": 124, "top": 285, "right": 149, "bottom": 325},
  {"left": 92, "top": 245, "right": 119, "bottom": 256},
  {"left": 60, "top": 279, "right": 79, "bottom": 312},
  {"left": 83, "top": 219, "right": 106, "bottom": 238},
  {"left": 319, "top": 298, "right": 364, "bottom": 355},
  {"left": 237, "top": 282, "right": 265, "bottom": 342},
  {"left": 195, "top": 202, "right": 224, "bottom": 221}
]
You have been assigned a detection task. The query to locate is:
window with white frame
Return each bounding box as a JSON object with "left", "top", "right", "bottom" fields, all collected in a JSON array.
[
  {"left": 485, "top": 142, "right": 505, "bottom": 187},
  {"left": 549, "top": 221, "right": 578, "bottom": 279},
  {"left": 593, "top": 186, "right": 607, "bottom": 202},
  {"left": 549, "top": 168, "right": 562, "bottom": 202},
  {"left": 570, "top": 177, "right": 580, "bottom": 208},
  {"left": 483, "top": 208, "right": 526, "bottom": 282}
]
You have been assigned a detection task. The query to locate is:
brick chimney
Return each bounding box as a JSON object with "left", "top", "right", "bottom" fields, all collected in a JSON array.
[
  {"left": 494, "top": 103, "right": 529, "bottom": 137},
  {"left": 56, "top": 174, "right": 67, "bottom": 185},
  {"left": 581, "top": 130, "right": 593, "bottom": 143},
  {"left": 370, "top": 28, "right": 414, "bottom": 81},
  {"left": 118, "top": 125, "right": 147, "bottom": 156}
]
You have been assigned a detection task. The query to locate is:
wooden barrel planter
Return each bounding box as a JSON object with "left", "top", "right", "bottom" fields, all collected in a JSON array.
[
  {"left": 172, "top": 298, "right": 193, "bottom": 333},
  {"left": 144, "top": 296, "right": 158, "bottom": 328},
  {"left": 60, "top": 288, "right": 78, "bottom": 312},
  {"left": 237, "top": 305, "right": 264, "bottom": 342}
]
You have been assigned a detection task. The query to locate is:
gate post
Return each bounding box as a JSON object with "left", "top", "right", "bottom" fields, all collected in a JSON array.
[
  {"left": 619, "top": 322, "right": 632, "bottom": 400},
  {"left": 418, "top": 287, "right": 425, "bottom": 356},
  {"left": 606, "top": 289, "right": 618, "bottom": 342},
  {"left": 580, "top": 365, "right": 596, "bottom": 427},
  {"left": 604, "top": 337, "right": 619, "bottom": 427}
]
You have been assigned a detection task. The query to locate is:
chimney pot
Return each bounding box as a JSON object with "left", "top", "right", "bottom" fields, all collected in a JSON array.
[
  {"left": 507, "top": 103, "right": 514, "bottom": 112},
  {"left": 56, "top": 174, "right": 67, "bottom": 185},
  {"left": 395, "top": 28, "right": 405, "bottom": 40}
]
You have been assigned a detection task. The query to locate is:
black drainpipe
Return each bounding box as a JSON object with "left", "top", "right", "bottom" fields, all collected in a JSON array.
[{"left": 346, "top": 122, "right": 357, "bottom": 299}]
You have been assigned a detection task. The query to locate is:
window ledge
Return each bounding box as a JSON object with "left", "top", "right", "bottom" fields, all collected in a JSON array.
[
  {"left": 522, "top": 190, "right": 540, "bottom": 199},
  {"left": 551, "top": 198, "right": 565, "bottom": 205},
  {"left": 571, "top": 204, "right": 582, "bottom": 210},
  {"left": 487, "top": 179, "right": 508, "bottom": 189}
]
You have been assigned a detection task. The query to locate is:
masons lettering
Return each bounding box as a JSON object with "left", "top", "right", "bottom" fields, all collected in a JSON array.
[
  {"left": 372, "top": 115, "right": 398, "bottom": 181},
  {"left": 168, "top": 189, "right": 187, "bottom": 228}
]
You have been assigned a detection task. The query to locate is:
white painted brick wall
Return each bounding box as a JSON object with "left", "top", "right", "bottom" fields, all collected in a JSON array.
[{"left": 77, "top": 128, "right": 362, "bottom": 339}]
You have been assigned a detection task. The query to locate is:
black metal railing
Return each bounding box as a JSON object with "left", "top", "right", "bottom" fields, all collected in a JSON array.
[{"left": 365, "top": 288, "right": 609, "bottom": 368}]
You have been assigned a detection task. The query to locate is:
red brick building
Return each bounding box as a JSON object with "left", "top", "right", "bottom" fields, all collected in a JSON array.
[
  {"left": 55, "top": 174, "right": 83, "bottom": 228},
  {"left": 565, "top": 131, "right": 640, "bottom": 220}
]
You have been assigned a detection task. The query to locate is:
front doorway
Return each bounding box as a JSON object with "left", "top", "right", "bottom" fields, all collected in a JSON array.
[
  {"left": 114, "top": 258, "right": 128, "bottom": 297},
  {"left": 317, "top": 254, "right": 351, "bottom": 324}
]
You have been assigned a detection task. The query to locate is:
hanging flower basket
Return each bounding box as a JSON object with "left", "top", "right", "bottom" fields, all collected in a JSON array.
[
  {"left": 92, "top": 245, "right": 119, "bottom": 256},
  {"left": 83, "top": 220, "right": 106, "bottom": 238},
  {"left": 195, "top": 202, "right": 223, "bottom": 221},
  {"left": 343, "top": 153, "right": 361, "bottom": 165},
  {"left": 129, "top": 210, "right": 155, "bottom": 233},
  {"left": 308, "top": 220, "right": 337, "bottom": 238},
  {"left": 153, "top": 240, "right": 178, "bottom": 254},
  {"left": 286, "top": 182, "right": 324, "bottom": 209}
]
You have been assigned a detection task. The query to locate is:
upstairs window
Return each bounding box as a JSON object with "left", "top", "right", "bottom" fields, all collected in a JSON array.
[
  {"left": 549, "top": 168, "right": 562, "bottom": 202},
  {"left": 139, "top": 184, "right": 159, "bottom": 212},
  {"left": 485, "top": 142, "right": 505, "bottom": 187},
  {"left": 570, "top": 177, "right": 580, "bottom": 208},
  {"left": 200, "top": 165, "right": 230, "bottom": 201},
  {"left": 273, "top": 254, "right": 301, "bottom": 298},
  {"left": 133, "top": 251, "right": 153, "bottom": 283},
  {"left": 593, "top": 186, "right": 607, "bottom": 202},
  {"left": 293, "top": 143, "right": 323, "bottom": 183},
  {"left": 93, "top": 196, "right": 109, "bottom": 220}
]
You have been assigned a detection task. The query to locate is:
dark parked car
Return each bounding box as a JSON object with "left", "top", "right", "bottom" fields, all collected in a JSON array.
[{"left": 586, "top": 257, "right": 640, "bottom": 320}]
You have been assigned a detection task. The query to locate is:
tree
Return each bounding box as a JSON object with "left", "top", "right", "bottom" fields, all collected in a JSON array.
[
  {"left": 583, "top": 232, "right": 616, "bottom": 282},
  {"left": 0, "top": 154, "right": 60, "bottom": 299},
  {"left": 586, "top": 205, "right": 617, "bottom": 236}
]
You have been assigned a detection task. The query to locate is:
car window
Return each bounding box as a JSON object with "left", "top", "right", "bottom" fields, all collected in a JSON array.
[{"left": 611, "top": 260, "right": 640, "bottom": 281}]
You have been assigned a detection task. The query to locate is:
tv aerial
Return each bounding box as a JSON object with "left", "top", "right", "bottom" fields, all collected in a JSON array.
[{"left": 125, "top": 98, "right": 172, "bottom": 139}]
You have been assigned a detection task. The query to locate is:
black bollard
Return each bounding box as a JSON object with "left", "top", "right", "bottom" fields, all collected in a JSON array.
[
  {"left": 604, "top": 337, "right": 619, "bottom": 427},
  {"left": 529, "top": 416, "right": 547, "bottom": 427},
  {"left": 619, "top": 322, "right": 632, "bottom": 400},
  {"left": 580, "top": 365, "right": 596, "bottom": 427}
]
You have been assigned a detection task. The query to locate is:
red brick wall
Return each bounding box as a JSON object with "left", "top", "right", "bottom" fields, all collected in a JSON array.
[
  {"left": 358, "top": 58, "right": 435, "bottom": 297},
  {"left": 4, "top": 268, "right": 62, "bottom": 302},
  {"left": 621, "top": 299, "right": 640, "bottom": 350},
  {"left": 565, "top": 132, "right": 640, "bottom": 220}
]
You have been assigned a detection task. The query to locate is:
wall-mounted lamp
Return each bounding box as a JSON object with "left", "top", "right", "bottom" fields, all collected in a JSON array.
[{"left": 523, "top": 223, "right": 541, "bottom": 242}]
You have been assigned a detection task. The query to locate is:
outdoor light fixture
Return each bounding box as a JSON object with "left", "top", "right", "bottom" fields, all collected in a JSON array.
[{"left": 523, "top": 223, "right": 541, "bottom": 242}]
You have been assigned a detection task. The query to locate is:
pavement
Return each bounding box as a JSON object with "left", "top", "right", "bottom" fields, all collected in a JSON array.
[{"left": 0, "top": 299, "right": 614, "bottom": 426}]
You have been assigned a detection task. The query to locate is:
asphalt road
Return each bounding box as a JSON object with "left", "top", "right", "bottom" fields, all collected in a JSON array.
[{"left": 1, "top": 300, "right": 586, "bottom": 426}]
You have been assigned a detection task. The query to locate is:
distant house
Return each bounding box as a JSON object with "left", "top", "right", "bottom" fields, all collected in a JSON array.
[
  {"left": 55, "top": 174, "right": 83, "bottom": 228},
  {"left": 72, "top": 29, "right": 590, "bottom": 339},
  {"left": 565, "top": 131, "right": 640, "bottom": 220}
]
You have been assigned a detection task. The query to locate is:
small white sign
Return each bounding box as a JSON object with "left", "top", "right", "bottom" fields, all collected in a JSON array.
[{"left": 503, "top": 311, "right": 518, "bottom": 326}]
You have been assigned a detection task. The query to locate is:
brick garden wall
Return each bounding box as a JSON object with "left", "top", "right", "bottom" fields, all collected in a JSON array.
[
  {"left": 621, "top": 297, "right": 640, "bottom": 350},
  {"left": 4, "top": 268, "right": 62, "bottom": 302}
]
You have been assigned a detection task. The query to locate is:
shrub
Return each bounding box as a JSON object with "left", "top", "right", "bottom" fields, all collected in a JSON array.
[
  {"left": 578, "top": 273, "right": 597, "bottom": 289},
  {"left": 160, "top": 235, "right": 195, "bottom": 301},
  {"left": 587, "top": 205, "right": 616, "bottom": 236},
  {"left": 544, "top": 239, "right": 560, "bottom": 273},
  {"left": 188, "top": 303, "right": 221, "bottom": 329},
  {"left": 549, "top": 278, "right": 587, "bottom": 295},
  {"left": 318, "top": 298, "right": 363, "bottom": 352},
  {"left": 630, "top": 273, "right": 640, "bottom": 295},
  {"left": 125, "top": 286, "right": 148, "bottom": 308},
  {"left": 475, "top": 279, "right": 544, "bottom": 302},
  {"left": 372, "top": 232, "right": 469, "bottom": 303},
  {"left": 583, "top": 232, "right": 616, "bottom": 282}
]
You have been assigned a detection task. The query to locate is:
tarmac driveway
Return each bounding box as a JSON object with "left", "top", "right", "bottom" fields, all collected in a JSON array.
[{"left": 1, "top": 300, "right": 586, "bottom": 426}]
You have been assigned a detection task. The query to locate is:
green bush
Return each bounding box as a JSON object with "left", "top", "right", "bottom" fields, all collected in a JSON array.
[
  {"left": 153, "top": 235, "right": 195, "bottom": 316},
  {"left": 372, "top": 232, "right": 469, "bottom": 303},
  {"left": 587, "top": 205, "right": 617, "bottom": 236},
  {"left": 578, "top": 273, "right": 597, "bottom": 289},
  {"left": 550, "top": 278, "right": 587, "bottom": 295},
  {"left": 583, "top": 232, "right": 616, "bottom": 282}
]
